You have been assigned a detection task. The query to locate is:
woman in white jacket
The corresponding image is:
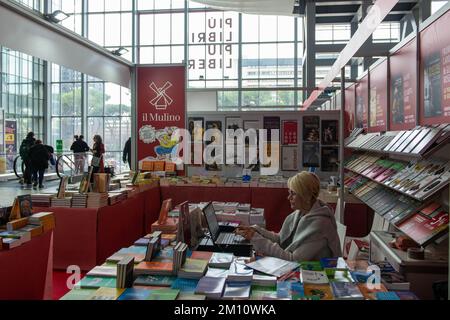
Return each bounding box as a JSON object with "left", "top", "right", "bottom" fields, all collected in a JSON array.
[{"left": 236, "top": 171, "right": 342, "bottom": 261}]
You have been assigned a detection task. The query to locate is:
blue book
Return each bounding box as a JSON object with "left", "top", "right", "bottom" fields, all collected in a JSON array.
[
  {"left": 119, "top": 246, "right": 147, "bottom": 254},
  {"left": 171, "top": 278, "right": 199, "bottom": 293},
  {"left": 117, "top": 288, "right": 153, "bottom": 300},
  {"left": 320, "top": 257, "right": 348, "bottom": 269},
  {"left": 134, "top": 238, "right": 150, "bottom": 247},
  {"left": 375, "top": 291, "right": 400, "bottom": 300},
  {"left": 291, "top": 282, "right": 305, "bottom": 299},
  {"left": 134, "top": 275, "right": 176, "bottom": 287},
  {"left": 351, "top": 271, "right": 373, "bottom": 283},
  {"left": 276, "top": 281, "right": 292, "bottom": 299}
]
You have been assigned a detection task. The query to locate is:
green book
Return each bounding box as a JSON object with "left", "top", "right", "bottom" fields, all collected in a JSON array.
[
  {"left": 146, "top": 289, "right": 180, "bottom": 300},
  {"left": 177, "top": 293, "right": 206, "bottom": 300},
  {"left": 60, "top": 288, "right": 97, "bottom": 300},
  {"left": 134, "top": 275, "right": 176, "bottom": 287},
  {"left": 325, "top": 268, "right": 354, "bottom": 282},
  {"left": 77, "top": 276, "right": 117, "bottom": 289},
  {"left": 299, "top": 261, "right": 323, "bottom": 271},
  {"left": 251, "top": 284, "right": 277, "bottom": 292}
]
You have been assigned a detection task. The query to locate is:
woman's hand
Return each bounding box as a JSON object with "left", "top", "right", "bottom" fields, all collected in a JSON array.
[{"left": 235, "top": 226, "right": 256, "bottom": 240}]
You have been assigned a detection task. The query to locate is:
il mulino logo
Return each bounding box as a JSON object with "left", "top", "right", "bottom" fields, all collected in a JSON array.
[{"left": 164, "top": 128, "right": 281, "bottom": 175}]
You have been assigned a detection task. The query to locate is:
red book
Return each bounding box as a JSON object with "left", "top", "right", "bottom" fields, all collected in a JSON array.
[
  {"left": 190, "top": 251, "right": 214, "bottom": 261},
  {"left": 398, "top": 211, "right": 449, "bottom": 246}
]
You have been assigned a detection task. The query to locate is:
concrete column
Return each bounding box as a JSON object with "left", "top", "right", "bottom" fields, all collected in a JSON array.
[{"left": 304, "top": 0, "right": 316, "bottom": 98}]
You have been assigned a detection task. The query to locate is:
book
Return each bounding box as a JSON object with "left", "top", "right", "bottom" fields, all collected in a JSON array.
[
  {"left": 146, "top": 289, "right": 179, "bottom": 300},
  {"left": 158, "top": 198, "right": 173, "bottom": 225},
  {"left": 195, "top": 276, "right": 226, "bottom": 299},
  {"left": 89, "top": 287, "right": 125, "bottom": 300},
  {"left": 325, "top": 268, "right": 355, "bottom": 282},
  {"left": 205, "top": 267, "right": 229, "bottom": 278},
  {"left": 375, "top": 291, "right": 400, "bottom": 300},
  {"left": 86, "top": 265, "right": 117, "bottom": 278},
  {"left": 171, "top": 278, "right": 199, "bottom": 293},
  {"left": 135, "top": 261, "right": 174, "bottom": 276},
  {"left": 116, "top": 256, "right": 135, "bottom": 288},
  {"left": 330, "top": 281, "right": 364, "bottom": 300},
  {"left": 356, "top": 283, "right": 388, "bottom": 300},
  {"left": 222, "top": 281, "right": 251, "bottom": 300},
  {"left": 117, "top": 288, "right": 153, "bottom": 300},
  {"left": 6, "top": 217, "right": 29, "bottom": 231},
  {"left": 245, "top": 257, "right": 299, "bottom": 278},
  {"left": 190, "top": 250, "right": 214, "bottom": 261},
  {"left": 301, "top": 270, "right": 329, "bottom": 284},
  {"left": 134, "top": 275, "right": 176, "bottom": 287},
  {"left": 299, "top": 261, "right": 323, "bottom": 271},
  {"left": 17, "top": 195, "right": 33, "bottom": 218},
  {"left": 228, "top": 260, "right": 254, "bottom": 281},
  {"left": 76, "top": 276, "right": 117, "bottom": 289},
  {"left": 60, "top": 288, "right": 97, "bottom": 300},
  {"left": 410, "top": 127, "right": 441, "bottom": 154},
  {"left": 208, "top": 252, "right": 234, "bottom": 268},
  {"left": 178, "top": 258, "right": 208, "bottom": 279},
  {"left": 303, "top": 284, "right": 334, "bottom": 300}
]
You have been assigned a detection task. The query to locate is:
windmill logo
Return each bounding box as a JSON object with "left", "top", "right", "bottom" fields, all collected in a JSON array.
[{"left": 149, "top": 81, "right": 173, "bottom": 110}]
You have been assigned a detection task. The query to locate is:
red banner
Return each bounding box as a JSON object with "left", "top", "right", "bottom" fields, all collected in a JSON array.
[
  {"left": 355, "top": 75, "right": 369, "bottom": 131},
  {"left": 344, "top": 84, "right": 355, "bottom": 137},
  {"left": 136, "top": 65, "right": 186, "bottom": 170},
  {"left": 369, "top": 60, "right": 388, "bottom": 132},
  {"left": 390, "top": 38, "right": 417, "bottom": 131},
  {"left": 282, "top": 120, "right": 298, "bottom": 145},
  {"left": 420, "top": 9, "right": 450, "bottom": 125}
]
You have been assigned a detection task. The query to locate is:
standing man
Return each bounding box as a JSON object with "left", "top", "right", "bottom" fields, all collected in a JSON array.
[
  {"left": 70, "top": 135, "right": 90, "bottom": 174},
  {"left": 19, "top": 132, "right": 35, "bottom": 189}
]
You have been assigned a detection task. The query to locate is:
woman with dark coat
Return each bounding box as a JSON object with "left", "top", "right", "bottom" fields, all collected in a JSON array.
[
  {"left": 91, "top": 134, "right": 105, "bottom": 174},
  {"left": 29, "top": 140, "right": 50, "bottom": 189}
]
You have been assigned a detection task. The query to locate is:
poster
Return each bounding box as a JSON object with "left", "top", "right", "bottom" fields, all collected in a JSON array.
[
  {"left": 302, "top": 142, "right": 320, "bottom": 168},
  {"left": 263, "top": 116, "right": 280, "bottom": 141},
  {"left": 281, "top": 146, "right": 299, "bottom": 171},
  {"left": 369, "top": 60, "right": 388, "bottom": 132},
  {"left": 420, "top": 9, "right": 450, "bottom": 125},
  {"left": 390, "top": 38, "right": 417, "bottom": 130},
  {"left": 187, "top": 117, "right": 204, "bottom": 166},
  {"left": 355, "top": 75, "right": 368, "bottom": 130},
  {"left": 303, "top": 116, "right": 320, "bottom": 142},
  {"left": 5, "top": 119, "right": 17, "bottom": 172},
  {"left": 344, "top": 84, "right": 356, "bottom": 137},
  {"left": 321, "top": 120, "right": 338, "bottom": 145},
  {"left": 205, "top": 120, "right": 222, "bottom": 171},
  {"left": 321, "top": 147, "right": 339, "bottom": 172},
  {"left": 282, "top": 120, "right": 298, "bottom": 145},
  {"left": 136, "top": 65, "right": 186, "bottom": 172}
]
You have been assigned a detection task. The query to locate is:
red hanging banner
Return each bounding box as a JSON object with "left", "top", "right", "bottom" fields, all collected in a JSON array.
[
  {"left": 282, "top": 120, "right": 298, "bottom": 145},
  {"left": 136, "top": 65, "right": 186, "bottom": 171}
]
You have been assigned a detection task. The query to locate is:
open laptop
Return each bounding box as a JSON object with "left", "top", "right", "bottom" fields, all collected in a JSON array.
[{"left": 201, "top": 202, "right": 252, "bottom": 256}]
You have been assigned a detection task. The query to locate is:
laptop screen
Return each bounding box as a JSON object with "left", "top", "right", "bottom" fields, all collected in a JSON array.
[{"left": 203, "top": 202, "right": 220, "bottom": 241}]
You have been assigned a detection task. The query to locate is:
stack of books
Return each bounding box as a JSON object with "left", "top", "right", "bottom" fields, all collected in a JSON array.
[
  {"left": 223, "top": 202, "right": 239, "bottom": 213},
  {"left": 173, "top": 242, "right": 188, "bottom": 273},
  {"left": 249, "top": 208, "right": 265, "bottom": 225},
  {"left": 87, "top": 193, "right": 109, "bottom": 208},
  {"left": 177, "top": 258, "right": 208, "bottom": 279},
  {"left": 227, "top": 261, "right": 254, "bottom": 282},
  {"left": 0, "top": 230, "right": 31, "bottom": 249},
  {"left": 71, "top": 193, "right": 88, "bottom": 208},
  {"left": 108, "top": 192, "right": 126, "bottom": 206},
  {"left": 51, "top": 197, "right": 72, "bottom": 207},
  {"left": 208, "top": 252, "right": 234, "bottom": 268},
  {"left": 29, "top": 212, "right": 55, "bottom": 232},
  {"left": 237, "top": 203, "right": 251, "bottom": 211},
  {"left": 31, "top": 194, "right": 53, "bottom": 207},
  {"left": 195, "top": 276, "right": 226, "bottom": 299},
  {"left": 222, "top": 281, "right": 252, "bottom": 300},
  {"left": 116, "top": 256, "right": 135, "bottom": 289},
  {"left": 108, "top": 183, "right": 121, "bottom": 191},
  {"left": 134, "top": 261, "right": 174, "bottom": 276},
  {"left": 151, "top": 218, "right": 179, "bottom": 233}
]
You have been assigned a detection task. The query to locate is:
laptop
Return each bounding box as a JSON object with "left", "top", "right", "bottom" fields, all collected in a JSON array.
[{"left": 200, "top": 202, "right": 252, "bottom": 257}]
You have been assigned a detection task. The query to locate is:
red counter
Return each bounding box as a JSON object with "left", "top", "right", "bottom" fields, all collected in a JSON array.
[
  {"left": 160, "top": 186, "right": 252, "bottom": 205},
  {"left": 143, "top": 186, "right": 162, "bottom": 234},
  {"left": 251, "top": 187, "right": 292, "bottom": 232},
  {"left": 0, "top": 231, "right": 53, "bottom": 300}
]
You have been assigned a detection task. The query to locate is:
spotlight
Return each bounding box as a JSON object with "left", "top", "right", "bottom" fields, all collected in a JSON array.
[
  {"left": 111, "top": 47, "right": 129, "bottom": 56},
  {"left": 44, "top": 10, "right": 69, "bottom": 23}
]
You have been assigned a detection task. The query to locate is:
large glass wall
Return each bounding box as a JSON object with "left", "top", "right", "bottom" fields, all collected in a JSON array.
[{"left": 0, "top": 47, "right": 45, "bottom": 172}]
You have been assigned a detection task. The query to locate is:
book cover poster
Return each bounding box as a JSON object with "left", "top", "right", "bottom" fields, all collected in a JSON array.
[
  {"left": 420, "top": 10, "right": 450, "bottom": 125},
  {"left": 5, "top": 119, "right": 17, "bottom": 172},
  {"left": 369, "top": 60, "right": 388, "bottom": 132},
  {"left": 263, "top": 116, "right": 280, "bottom": 141},
  {"left": 282, "top": 120, "right": 298, "bottom": 145},
  {"left": 281, "top": 146, "right": 299, "bottom": 171},
  {"left": 321, "top": 147, "right": 339, "bottom": 172},
  {"left": 188, "top": 117, "right": 204, "bottom": 142},
  {"left": 303, "top": 116, "right": 320, "bottom": 142},
  {"left": 302, "top": 143, "right": 320, "bottom": 168},
  {"left": 390, "top": 38, "right": 417, "bottom": 130},
  {"left": 17, "top": 194, "right": 33, "bottom": 218},
  {"left": 321, "top": 120, "right": 338, "bottom": 145},
  {"left": 355, "top": 76, "right": 368, "bottom": 130},
  {"left": 205, "top": 120, "right": 222, "bottom": 171},
  {"left": 344, "top": 84, "right": 356, "bottom": 137}
]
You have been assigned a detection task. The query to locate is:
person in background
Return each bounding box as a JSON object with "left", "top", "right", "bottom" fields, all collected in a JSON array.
[
  {"left": 235, "top": 171, "right": 342, "bottom": 261},
  {"left": 29, "top": 140, "right": 50, "bottom": 189},
  {"left": 91, "top": 134, "right": 105, "bottom": 175},
  {"left": 19, "top": 132, "right": 36, "bottom": 189},
  {"left": 122, "top": 137, "right": 131, "bottom": 169},
  {"left": 70, "top": 134, "right": 90, "bottom": 174}
]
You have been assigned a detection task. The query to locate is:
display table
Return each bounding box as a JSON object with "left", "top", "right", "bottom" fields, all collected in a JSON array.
[
  {"left": 34, "top": 193, "right": 147, "bottom": 271},
  {"left": 160, "top": 185, "right": 252, "bottom": 205},
  {"left": 143, "top": 185, "right": 162, "bottom": 234},
  {"left": 0, "top": 231, "right": 53, "bottom": 300}
]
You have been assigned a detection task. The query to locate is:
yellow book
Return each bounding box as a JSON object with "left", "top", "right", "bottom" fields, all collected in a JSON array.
[
  {"left": 6, "top": 217, "right": 29, "bottom": 231},
  {"left": 303, "top": 284, "right": 334, "bottom": 300},
  {"left": 89, "top": 287, "right": 125, "bottom": 300}
]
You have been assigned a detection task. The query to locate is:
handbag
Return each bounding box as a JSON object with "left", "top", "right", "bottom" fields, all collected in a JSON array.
[{"left": 91, "top": 155, "right": 101, "bottom": 167}]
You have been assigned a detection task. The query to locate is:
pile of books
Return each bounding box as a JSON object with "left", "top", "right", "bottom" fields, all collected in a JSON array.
[
  {"left": 0, "top": 229, "right": 31, "bottom": 249},
  {"left": 108, "top": 192, "right": 127, "bottom": 206},
  {"left": 71, "top": 193, "right": 88, "bottom": 208},
  {"left": 116, "top": 256, "right": 135, "bottom": 289},
  {"left": 173, "top": 242, "right": 188, "bottom": 273},
  {"left": 31, "top": 194, "right": 53, "bottom": 207},
  {"left": 177, "top": 258, "right": 208, "bottom": 279},
  {"left": 29, "top": 212, "right": 55, "bottom": 232},
  {"left": 249, "top": 208, "right": 265, "bottom": 226},
  {"left": 51, "top": 197, "right": 72, "bottom": 207},
  {"left": 87, "top": 193, "right": 109, "bottom": 208}
]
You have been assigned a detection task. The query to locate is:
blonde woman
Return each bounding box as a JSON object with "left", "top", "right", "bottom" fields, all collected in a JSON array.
[{"left": 236, "top": 171, "right": 342, "bottom": 261}]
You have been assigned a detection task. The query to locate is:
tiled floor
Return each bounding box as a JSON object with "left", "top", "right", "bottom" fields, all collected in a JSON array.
[{"left": 0, "top": 179, "right": 61, "bottom": 208}]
